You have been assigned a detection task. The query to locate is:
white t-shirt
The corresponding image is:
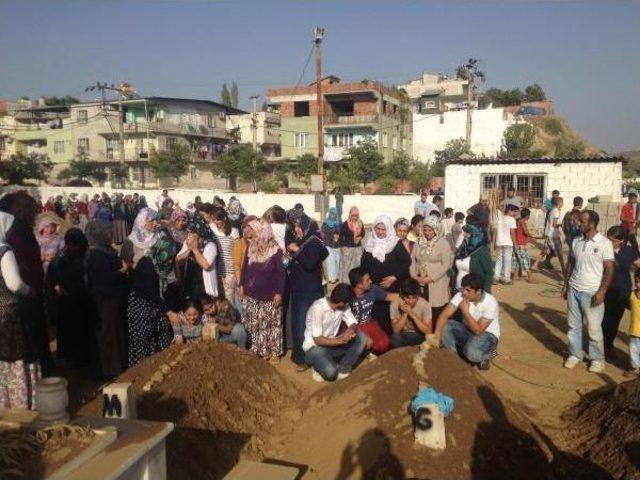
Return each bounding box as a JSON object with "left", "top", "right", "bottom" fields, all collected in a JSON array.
[
  {"left": 455, "top": 257, "right": 471, "bottom": 290},
  {"left": 569, "top": 233, "right": 614, "bottom": 294},
  {"left": 414, "top": 200, "right": 438, "bottom": 218},
  {"left": 450, "top": 291, "right": 500, "bottom": 338},
  {"left": 303, "top": 298, "right": 358, "bottom": 351},
  {"left": 495, "top": 214, "right": 516, "bottom": 247},
  {"left": 545, "top": 208, "right": 562, "bottom": 239}
]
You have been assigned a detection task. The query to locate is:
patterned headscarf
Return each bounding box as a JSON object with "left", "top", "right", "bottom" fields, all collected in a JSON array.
[
  {"left": 247, "top": 219, "right": 279, "bottom": 264},
  {"left": 188, "top": 212, "right": 215, "bottom": 245},
  {"left": 146, "top": 231, "right": 178, "bottom": 294},
  {"left": 287, "top": 209, "right": 319, "bottom": 245},
  {"left": 168, "top": 208, "right": 188, "bottom": 244},
  {"left": 346, "top": 206, "right": 363, "bottom": 238},
  {"left": 415, "top": 217, "right": 443, "bottom": 276},
  {"left": 365, "top": 214, "right": 399, "bottom": 262},
  {"left": 128, "top": 208, "right": 160, "bottom": 250},
  {"left": 227, "top": 198, "right": 246, "bottom": 221},
  {"left": 455, "top": 223, "right": 486, "bottom": 260},
  {"left": 324, "top": 207, "right": 340, "bottom": 230}
]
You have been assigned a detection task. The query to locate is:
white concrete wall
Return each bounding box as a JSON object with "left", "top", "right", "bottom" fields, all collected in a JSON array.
[
  {"left": 445, "top": 161, "right": 623, "bottom": 229},
  {"left": 413, "top": 108, "right": 514, "bottom": 163},
  {"left": 4, "top": 185, "right": 422, "bottom": 224}
]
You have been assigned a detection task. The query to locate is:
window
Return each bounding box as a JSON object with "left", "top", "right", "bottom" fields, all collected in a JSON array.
[
  {"left": 165, "top": 137, "right": 178, "bottom": 149},
  {"left": 77, "top": 110, "right": 88, "bottom": 124},
  {"left": 392, "top": 135, "right": 398, "bottom": 150},
  {"left": 78, "top": 138, "right": 90, "bottom": 152},
  {"left": 424, "top": 101, "right": 437, "bottom": 109},
  {"left": 402, "top": 138, "right": 407, "bottom": 151},
  {"left": 331, "top": 133, "right": 354, "bottom": 147},
  {"left": 382, "top": 132, "right": 388, "bottom": 148},
  {"left": 294, "top": 101, "right": 310, "bottom": 117},
  {"left": 53, "top": 141, "right": 65, "bottom": 154},
  {"left": 481, "top": 173, "right": 546, "bottom": 208},
  {"left": 294, "top": 132, "right": 309, "bottom": 149},
  {"left": 207, "top": 114, "right": 214, "bottom": 128},
  {"left": 190, "top": 166, "right": 199, "bottom": 180}
]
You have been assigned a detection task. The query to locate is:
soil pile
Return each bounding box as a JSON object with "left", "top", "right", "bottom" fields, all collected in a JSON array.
[
  {"left": 80, "top": 341, "right": 302, "bottom": 479},
  {"left": 277, "top": 347, "right": 556, "bottom": 480},
  {"left": 563, "top": 378, "right": 640, "bottom": 480}
]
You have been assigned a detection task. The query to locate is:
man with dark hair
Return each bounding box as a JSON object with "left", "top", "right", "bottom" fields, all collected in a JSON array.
[
  {"left": 432, "top": 195, "right": 444, "bottom": 213},
  {"left": 543, "top": 189, "right": 561, "bottom": 211},
  {"left": 562, "top": 209, "right": 614, "bottom": 373},
  {"left": 303, "top": 283, "right": 367, "bottom": 382},
  {"left": 562, "top": 196, "right": 584, "bottom": 249},
  {"left": 390, "top": 279, "right": 432, "bottom": 347},
  {"left": 500, "top": 187, "right": 523, "bottom": 210},
  {"left": 414, "top": 189, "right": 438, "bottom": 218},
  {"left": 431, "top": 273, "right": 500, "bottom": 370},
  {"left": 408, "top": 214, "right": 424, "bottom": 243},
  {"left": 467, "top": 197, "right": 491, "bottom": 245},
  {"left": 348, "top": 267, "right": 398, "bottom": 355}
]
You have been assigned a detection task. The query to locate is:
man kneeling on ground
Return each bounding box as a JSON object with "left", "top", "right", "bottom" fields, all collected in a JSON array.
[
  {"left": 390, "top": 278, "right": 432, "bottom": 347},
  {"left": 303, "top": 283, "right": 368, "bottom": 382},
  {"left": 431, "top": 273, "right": 500, "bottom": 370}
]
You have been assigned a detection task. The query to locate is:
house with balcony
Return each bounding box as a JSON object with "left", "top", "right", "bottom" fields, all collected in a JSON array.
[
  {"left": 226, "top": 112, "right": 281, "bottom": 159},
  {"left": 68, "top": 97, "right": 246, "bottom": 187},
  {"left": 399, "top": 72, "right": 475, "bottom": 114},
  {"left": 266, "top": 76, "right": 411, "bottom": 163}
]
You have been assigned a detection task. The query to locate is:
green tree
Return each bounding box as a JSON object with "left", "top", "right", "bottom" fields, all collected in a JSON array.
[
  {"left": 0, "top": 152, "right": 53, "bottom": 184},
  {"left": 481, "top": 87, "right": 526, "bottom": 107},
  {"left": 220, "top": 83, "right": 231, "bottom": 106},
  {"left": 524, "top": 83, "right": 546, "bottom": 102},
  {"left": 501, "top": 124, "right": 536, "bottom": 158},
  {"left": 409, "top": 162, "right": 431, "bottom": 192},
  {"left": 328, "top": 162, "right": 359, "bottom": 193},
  {"left": 429, "top": 138, "right": 474, "bottom": 178},
  {"left": 217, "top": 144, "right": 268, "bottom": 192},
  {"left": 230, "top": 81, "right": 239, "bottom": 108},
  {"left": 348, "top": 137, "right": 383, "bottom": 188},
  {"left": 57, "top": 159, "right": 107, "bottom": 183},
  {"left": 44, "top": 96, "right": 80, "bottom": 106},
  {"left": 554, "top": 138, "right": 586, "bottom": 158},
  {"left": 293, "top": 153, "right": 318, "bottom": 185},
  {"left": 149, "top": 143, "right": 191, "bottom": 182},
  {"left": 385, "top": 151, "right": 413, "bottom": 179}
]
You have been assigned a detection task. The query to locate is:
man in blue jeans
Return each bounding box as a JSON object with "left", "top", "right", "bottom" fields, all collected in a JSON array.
[
  {"left": 562, "top": 210, "right": 614, "bottom": 373},
  {"left": 303, "top": 283, "right": 367, "bottom": 382},
  {"left": 431, "top": 273, "right": 500, "bottom": 370}
]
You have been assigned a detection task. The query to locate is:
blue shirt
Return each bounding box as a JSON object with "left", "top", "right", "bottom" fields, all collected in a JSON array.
[{"left": 350, "top": 285, "right": 388, "bottom": 323}]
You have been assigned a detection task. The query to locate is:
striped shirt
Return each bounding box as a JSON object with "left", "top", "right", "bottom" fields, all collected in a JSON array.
[{"left": 211, "top": 225, "right": 239, "bottom": 276}]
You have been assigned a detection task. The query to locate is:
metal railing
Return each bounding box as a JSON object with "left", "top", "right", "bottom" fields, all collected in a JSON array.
[{"left": 323, "top": 113, "right": 379, "bottom": 126}]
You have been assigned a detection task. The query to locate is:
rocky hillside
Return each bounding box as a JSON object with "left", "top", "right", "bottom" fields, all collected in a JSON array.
[{"left": 525, "top": 115, "right": 602, "bottom": 157}]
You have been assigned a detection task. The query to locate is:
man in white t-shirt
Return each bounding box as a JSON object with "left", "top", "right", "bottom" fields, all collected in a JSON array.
[
  {"left": 494, "top": 204, "right": 519, "bottom": 284},
  {"left": 303, "top": 284, "right": 368, "bottom": 382},
  {"left": 431, "top": 273, "right": 500, "bottom": 370},
  {"left": 562, "top": 210, "right": 614, "bottom": 373},
  {"left": 544, "top": 196, "right": 566, "bottom": 277},
  {"left": 414, "top": 189, "right": 438, "bottom": 218},
  {"left": 155, "top": 189, "right": 171, "bottom": 210}
]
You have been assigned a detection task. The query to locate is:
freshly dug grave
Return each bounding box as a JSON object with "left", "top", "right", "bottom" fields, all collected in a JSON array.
[
  {"left": 563, "top": 377, "right": 640, "bottom": 480},
  {"left": 277, "top": 346, "right": 559, "bottom": 480},
  {"left": 80, "top": 341, "right": 302, "bottom": 479}
]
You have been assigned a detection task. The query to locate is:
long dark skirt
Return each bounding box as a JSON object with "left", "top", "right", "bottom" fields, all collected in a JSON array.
[
  {"left": 90, "top": 293, "right": 127, "bottom": 378},
  {"left": 127, "top": 292, "right": 173, "bottom": 367}
]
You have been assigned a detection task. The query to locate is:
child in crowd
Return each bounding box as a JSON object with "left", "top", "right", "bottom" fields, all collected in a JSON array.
[
  {"left": 36, "top": 218, "right": 64, "bottom": 272},
  {"left": 626, "top": 270, "right": 640, "bottom": 377},
  {"left": 514, "top": 208, "right": 533, "bottom": 282},
  {"left": 441, "top": 208, "right": 455, "bottom": 241},
  {"left": 494, "top": 204, "right": 519, "bottom": 285},
  {"left": 451, "top": 212, "right": 465, "bottom": 249},
  {"left": 173, "top": 299, "right": 205, "bottom": 344},
  {"left": 199, "top": 295, "right": 248, "bottom": 349},
  {"left": 390, "top": 278, "right": 432, "bottom": 348}
]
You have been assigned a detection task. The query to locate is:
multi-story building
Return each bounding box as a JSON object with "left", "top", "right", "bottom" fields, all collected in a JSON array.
[
  {"left": 226, "top": 112, "right": 281, "bottom": 159},
  {"left": 399, "top": 72, "right": 475, "bottom": 114},
  {"left": 267, "top": 76, "right": 411, "bottom": 163}
]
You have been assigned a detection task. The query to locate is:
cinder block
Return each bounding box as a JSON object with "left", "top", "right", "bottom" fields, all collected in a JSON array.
[
  {"left": 414, "top": 403, "right": 446, "bottom": 450},
  {"left": 102, "top": 382, "right": 137, "bottom": 419}
]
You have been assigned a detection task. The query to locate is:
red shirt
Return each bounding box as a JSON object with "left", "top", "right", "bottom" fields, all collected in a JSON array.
[{"left": 515, "top": 220, "right": 529, "bottom": 246}]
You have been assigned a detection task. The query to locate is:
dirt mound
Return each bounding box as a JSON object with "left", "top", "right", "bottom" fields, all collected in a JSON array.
[
  {"left": 277, "top": 347, "right": 557, "bottom": 479},
  {"left": 563, "top": 378, "right": 640, "bottom": 480},
  {"left": 79, "top": 341, "right": 302, "bottom": 479}
]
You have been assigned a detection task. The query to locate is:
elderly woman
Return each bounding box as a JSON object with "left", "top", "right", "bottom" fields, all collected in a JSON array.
[
  {"left": 452, "top": 218, "right": 493, "bottom": 294},
  {"left": 85, "top": 220, "right": 128, "bottom": 378},
  {"left": 176, "top": 213, "right": 218, "bottom": 299},
  {"left": 394, "top": 218, "right": 413, "bottom": 255},
  {"left": 0, "top": 212, "right": 39, "bottom": 409},
  {"left": 239, "top": 219, "right": 286, "bottom": 361},
  {"left": 339, "top": 206, "right": 365, "bottom": 283},
  {"left": 167, "top": 208, "right": 189, "bottom": 247},
  {"left": 227, "top": 197, "right": 247, "bottom": 235},
  {"left": 411, "top": 217, "right": 452, "bottom": 323},
  {"left": 286, "top": 210, "right": 328, "bottom": 367}
]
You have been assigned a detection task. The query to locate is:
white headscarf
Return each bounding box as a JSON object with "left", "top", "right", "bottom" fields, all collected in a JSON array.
[
  {"left": 0, "top": 211, "right": 15, "bottom": 248},
  {"left": 128, "top": 208, "right": 160, "bottom": 250},
  {"left": 365, "top": 214, "right": 399, "bottom": 262}
]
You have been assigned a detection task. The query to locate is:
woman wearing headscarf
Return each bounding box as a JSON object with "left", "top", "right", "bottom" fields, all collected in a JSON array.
[
  {"left": 88, "top": 194, "right": 100, "bottom": 220},
  {"left": 0, "top": 212, "right": 39, "bottom": 409},
  {"left": 232, "top": 215, "right": 258, "bottom": 314},
  {"left": 44, "top": 197, "right": 56, "bottom": 213},
  {"left": 160, "top": 197, "right": 175, "bottom": 222},
  {"left": 167, "top": 208, "right": 189, "bottom": 247},
  {"left": 36, "top": 217, "right": 65, "bottom": 273},
  {"left": 394, "top": 218, "right": 413, "bottom": 255},
  {"left": 122, "top": 207, "right": 162, "bottom": 267},
  {"left": 227, "top": 197, "right": 247, "bottom": 235},
  {"left": 239, "top": 219, "right": 286, "bottom": 361},
  {"left": 321, "top": 207, "right": 341, "bottom": 285},
  {"left": 176, "top": 213, "right": 218, "bottom": 300},
  {"left": 339, "top": 206, "right": 365, "bottom": 283},
  {"left": 411, "top": 217, "right": 452, "bottom": 323},
  {"left": 286, "top": 210, "right": 328, "bottom": 367},
  {"left": 360, "top": 214, "right": 412, "bottom": 334},
  {"left": 263, "top": 205, "right": 287, "bottom": 252},
  {"left": 112, "top": 193, "right": 128, "bottom": 244},
  {"left": 47, "top": 228, "right": 91, "bottom": 367},
  {"left": 452, "top": 218, "right": 493, "bottom": 294},
  {"left": 77, "top": 194, "right": 89, "bottom": 231},
  {"left": 85, "top": 220, "right": 128, "bottom": 378},
  {"left": 0, "top": 192, "right": 51, "bottom": 376}
]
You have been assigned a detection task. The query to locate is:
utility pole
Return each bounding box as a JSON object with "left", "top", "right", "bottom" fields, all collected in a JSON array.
[
  {"left": 465, "top": 75, "right": 474, "bottom": 144},
  {"left": 314, "top": 27, "right": 326, "bottom": 219},
  {"left": 249, "top": 94, "right": 260, "bottom": 192}
]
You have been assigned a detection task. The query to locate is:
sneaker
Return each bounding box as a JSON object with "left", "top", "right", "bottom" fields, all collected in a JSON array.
[
  {"left": 489, "top": 347, "right": 498, "bottom": 359},
  {"left": 311, "top": 369, "right": 325, "bottom": 383},
  {"left": 588, "top": 361, "right": 605, "bottom": 373},
  {"left": 564, "top": 356, "right": 581, "bottom": 369},
  {"left": 622, "top": 368, "right": 640, "bottom": 378},
  {"left": 478, "top": 360, "right": 491, "bottom": 370},
  {"left": 337, "top": 371, "right": 351, "bottom": 380}
]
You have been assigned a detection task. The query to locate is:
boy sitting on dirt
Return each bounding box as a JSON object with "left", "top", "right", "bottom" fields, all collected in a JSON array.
[
  {"left": 200, "top": 295, "right": 248, "bottom": 349},
  {"left": 390, "top": 278, "right": 432, "bottom": 348},
  {"left": 429, "top": 273, "right": 500, "bottom": 370},
  {"left": 303, "top": 283, "right": 368, "bottom": 382}
]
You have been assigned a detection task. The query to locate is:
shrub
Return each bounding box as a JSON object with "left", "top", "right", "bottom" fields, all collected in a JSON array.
[
  {"left": 542, "top": 118, "right": 563, "bottom": 135},
  {"left": 258, "top": 177, "right": 280, "bottom": 193}
]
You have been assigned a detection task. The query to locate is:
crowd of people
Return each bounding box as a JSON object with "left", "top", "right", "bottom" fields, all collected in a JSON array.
[{"left": 0, "top": 184, "right": 638, "bottom": 410}]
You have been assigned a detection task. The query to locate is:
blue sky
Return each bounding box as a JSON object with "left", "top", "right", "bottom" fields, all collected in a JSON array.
[{"left": 1, "top": 0, "right": 639, "bottom": 152}]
